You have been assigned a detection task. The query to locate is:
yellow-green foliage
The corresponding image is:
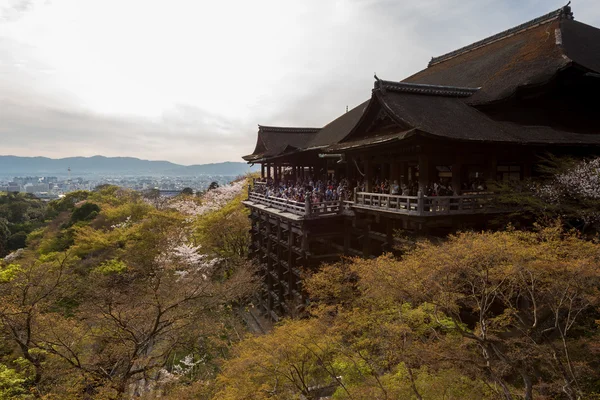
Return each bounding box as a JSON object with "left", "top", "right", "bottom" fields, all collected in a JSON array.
[
  {"left": 0, "top": 264, "right": 21, "bottom": 283},
  {"left": 193, "top": 182, "right": 250, "bottom": 260},
  {"left": 0, "top": 184, "right": 257, "bottom": 399},
  {"left": 0, "top": 364, "right": 28, "bottom": 399},
  {"left": 216, "top": 226, "right": 600, "bottom": 400},
  {"left": 92, "top": 259, "right": 128, "bottom": 275}
]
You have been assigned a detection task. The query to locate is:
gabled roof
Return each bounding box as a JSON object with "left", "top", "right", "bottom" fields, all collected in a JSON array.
[
  {"left": 242, "top": 125, "right": 320, "bottom": 162},
  {"left": 328, "top": 78, "right": 600, "bottom": 150},
  {"left": 403, "top": 5, "right": 600, "bottom": 104}
]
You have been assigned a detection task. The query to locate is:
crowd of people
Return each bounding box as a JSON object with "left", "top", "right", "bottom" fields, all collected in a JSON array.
[
  {"left": 253, "top": 175, "right": 488, "bottom": 204},
  {"left": 253, "top": 177, "right": 353, "bottom": 203}
]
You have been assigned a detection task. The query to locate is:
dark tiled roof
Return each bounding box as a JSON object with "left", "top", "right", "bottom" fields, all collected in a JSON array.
[
  {"left": 242, "top": 126, "right": 319, "bottom": 162},
  {"left": 375, "top": 80, "right": 480, "bottom": 97},
  {"left": 327, "top": 129, "right": 417, "bottom": 151},
  {"left": 428, "top": 6, "right": 573, "bottom": 67},
  {"left": 561, "top": 19, "right": 600, "bottom": 73},
  {"left": 340, "top": 87, "right": 600, "bottom": 146},
  {"left": 242, "top": 5, "right": 600, "bottom": 162},
  {"left": 374, "top": 90, "right": 518, "bottom": 142},
  {"left": 401, "top": 5, "right": 600, "bottom": 105}
]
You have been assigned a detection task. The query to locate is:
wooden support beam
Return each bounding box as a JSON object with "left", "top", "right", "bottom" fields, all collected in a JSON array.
[
  {"left": 343, "top": 219, "right": 351, "bottom": 256},
  {"left": 418, "top": 154, "right": 429, "bottom": 192},
  {"left": 287, "top": 220, "right": 294, "bottom": 297},
  {"left": 363, "top": 222, "right": 372, "bottom": 258},
  {"left": 452, "top": 162, "right": 462, "bottom": 195},
  {"left": 386, "top": 218, "right": 393, "bottom": 252},
  {"left": 265, "top": 220, "right": 273, "bottom": 312},
  {"left": 400, "top": 161, "right": 408, "bottom": 185},
  {"left": 390, "top": 160, "right": 399, "bottom": 185},
  {"left": 365, "top": 157, "right": 372, "bottom": 192}
]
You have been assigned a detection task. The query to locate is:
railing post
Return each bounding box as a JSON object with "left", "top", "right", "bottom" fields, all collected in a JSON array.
[
  {"left": 305, "top": 196, "right": 311, "bottom": 216},
  {"left": 353, "top": 187, "right": 357, "bottom": 203},
  {"left": 417, "top": 190, "right": 424, "bottom": 216}
]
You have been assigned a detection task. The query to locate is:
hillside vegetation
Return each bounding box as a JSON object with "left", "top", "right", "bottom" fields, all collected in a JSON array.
[
  {"left": 0, "top": 179, "right": 256, "bottom": 399},
  {"left": 1, "top": 158, "right": 600, "bottom": 400}
]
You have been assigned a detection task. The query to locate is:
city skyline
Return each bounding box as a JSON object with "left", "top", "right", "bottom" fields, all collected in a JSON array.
[{"left": 1, "top": 0, "right": 599, "bottom": 164}]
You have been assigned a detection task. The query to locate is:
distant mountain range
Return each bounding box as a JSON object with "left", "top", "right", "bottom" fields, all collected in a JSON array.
[{"left": 0, "top": 155, "right": 259, "bottom": 177}]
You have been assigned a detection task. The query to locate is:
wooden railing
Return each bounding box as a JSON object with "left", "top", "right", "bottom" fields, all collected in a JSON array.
[
  {"left": 247, "top": 185, "right": 495, "bottom": 218},
  {"left": 248, "top": 192, "right": 306, "bottom": 216},
  {"left": 354, "top": 190, "right": 495, "bottom": 216}
]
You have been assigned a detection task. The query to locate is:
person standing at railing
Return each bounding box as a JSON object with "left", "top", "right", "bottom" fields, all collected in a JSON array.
[{"left": 391, "top": 180, "right": 400, "bottom": 195}]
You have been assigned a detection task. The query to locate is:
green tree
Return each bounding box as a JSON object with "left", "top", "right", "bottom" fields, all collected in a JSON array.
[
  {"left": 69, "top": 202, "right": 100, "bottom": 224},
  {"left": 7, "top": 232, "right": 27, "bottom": 251},
  {"left": 0, "top": 219, "right": 10, "bottom": 257}
]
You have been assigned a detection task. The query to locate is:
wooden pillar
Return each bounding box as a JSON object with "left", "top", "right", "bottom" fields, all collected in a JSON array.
[
  {"left": 343, "top": 219, "right": 351, "bottom": 256},
  {"left": 386, "top": 218, "right": 393, "bottom": 252},
  {"left": 274, "top": 164, "right": 279, "bottom": 182},
  {"left": 523, "top": 162, "right": 532, "bottom": 179},
  {"left": 418, "top": 154, "right": 429, "bottom": 192},
  {"left": 390, "top": 160, "right": 399, "bottom": 182},
  {"left": 363, "top": 221, "right": 371, "bottom": 258},
  {"left": 452, "top": 162, "right": 462, "bottom": 195},
  {"left": 267, "top": 163, "right": 272, "bottom": 179},
  {"left": 400, "top": 161, "right": 408, "bottom": 185},
  {"left": 345, "top": 158, "right": 351, "bottom": 180},
  {"left": 261, "top": 164, "right": 265, "bottom": 178},
  {"left": 487, "top": 153, "right": 498, "bottom": 182},
  {"left": 301, "top": 228, "right": 309, "bottom": 253},
  {"left": 276, "top": 218, "right": 283, "bottom": 306},
  {"left": 287, "top": 221, "right": 294, "bottom": 298},
  {"left": 266, "top": 220, "right": 273, "bottom": 312},
  {"left": 365, "top": 157, "right": 372, "bottom": 192}
]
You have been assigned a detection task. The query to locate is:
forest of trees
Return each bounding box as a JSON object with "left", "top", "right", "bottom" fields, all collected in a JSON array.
[
  {"left": 0, "top": 157, "right": 599, "bottom": 399},
  {"left": 0, "top": 193, "right": 47, "bottom": 257}
]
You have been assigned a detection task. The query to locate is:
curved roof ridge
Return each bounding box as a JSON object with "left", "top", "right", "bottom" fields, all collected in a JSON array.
[
  {"left": 258, "top": 125, "right": 320, "bottom": 133},
  {"left": 429, "top": 4, "right": 574, "bottom": 67},
  {"left": 375, "top": 79, "right": 480, "bottom": 97}
]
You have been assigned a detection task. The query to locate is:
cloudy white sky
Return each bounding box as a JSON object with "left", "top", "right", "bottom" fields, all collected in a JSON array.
[{"left": 1, "top": 0, "right": 599, "bottom": 165}]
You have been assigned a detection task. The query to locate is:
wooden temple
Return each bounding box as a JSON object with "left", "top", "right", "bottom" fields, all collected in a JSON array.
[{"left": 241, "top": 5, "right": 600, "bottom": 320}]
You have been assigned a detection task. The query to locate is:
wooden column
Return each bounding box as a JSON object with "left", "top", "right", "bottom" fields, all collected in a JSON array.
[
  {"left": 386, "top": 218, "right": 394, "bottom": 252},
  {"left": 343, "top": 219, "right": 351, "bottom": 256},
  {"left": 452, "top": 162, "right": 462, "bottom": 195},
  {"left": 266, "top": 220, "right": 273, "bottom": 312},
  {"left": 418, "top": 154, "right": 430, "bottom": 192},
  {"left": 487, "top": 153, "right": 498, "bottom": 182},
  {"left": 276, "top": 218, "right": 283, "bottom": 308},
  {"left": 274, "top": 164, "right": 279, "bottom": 182},
  {"left": 400, "top": 161, "right": 408, "bottom": 185},
  {"left": 363, "top": 221, "right": 372, "bottom": 258},
  {"left": 523, "top": 162, "right": 532, "bottom": 179},
  {"left": 390, "top": 160, "right": 399, "bottom": 187},
  {"left": 287, "top": 221, "right": 294, "bottom": 299},
  {"left": 261, "top": 164, "right": 265, "bottom": 178},
  {"left": 365, "top": 157, "right": 372, "bottom": 192},
  {"left": 267, "top": 163, "right": 272, "bottom": 179}
]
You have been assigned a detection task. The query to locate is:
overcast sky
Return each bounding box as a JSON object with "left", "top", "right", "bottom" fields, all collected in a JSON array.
[{"left": 1, "top": 0, "right": 598, "bottom": 165}]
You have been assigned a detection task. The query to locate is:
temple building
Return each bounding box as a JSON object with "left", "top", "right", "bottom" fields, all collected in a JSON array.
[{"left": 241, "top": 5, "right": 600, "bottom": 320}]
